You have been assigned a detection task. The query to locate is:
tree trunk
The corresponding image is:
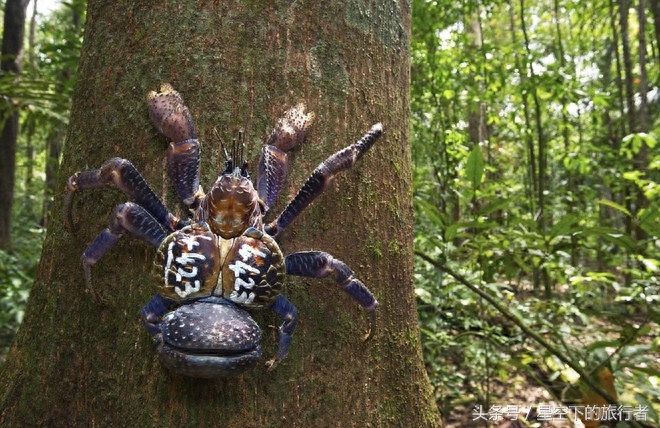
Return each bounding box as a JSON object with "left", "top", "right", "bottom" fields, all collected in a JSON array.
[
  {"left": 0, "top": 0, "right": 30, "bottom": 251},
  {"left": 42, "top": 127, "right": 63, "bottom": 228},
  {"left": 0, "top": 1, "right": 440, "bottom": 426},
  {"left": 619, "top": 0, "right": 636, "bottom": 134},
  {"left": 518, "top": 0, "right": 550, "bottom": 294},
  {"left": 508, "top": 0, "right": 536, "bottom": 218},
  {"left": 651, "top": 0, "right": 660, "bottom": 59},
  {"left": 633, "top": 0, "right": 649, "bottom": 241}
]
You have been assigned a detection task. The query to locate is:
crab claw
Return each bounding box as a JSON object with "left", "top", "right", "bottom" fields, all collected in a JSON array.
[
  {"left": 266, "top": 103, "right": 315, "bottom": 152},
  {"left": 147, "top": 83, "right": 197, "bottom": 144}
]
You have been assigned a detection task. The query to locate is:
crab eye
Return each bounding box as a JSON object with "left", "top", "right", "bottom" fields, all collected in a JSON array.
[
  {"left": 222, "top": 160, "right": 234, "bottom": 175},
  {"left": 241, "top": 161, "right": 250, "bottom": 178}
]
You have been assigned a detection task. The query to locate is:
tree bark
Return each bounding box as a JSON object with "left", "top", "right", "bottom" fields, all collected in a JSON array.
[
  {"left": 651, "top": 0, "right": 660, "bottom": 60},
  {"left": 0, "top": 0, "right": 30, "bottom": 251},
  {"left": 42, "top": 127, "right": 63, "bottom": 228},
  {"left": 0, "top": 1, "right": 440, "bottom": 426},
  {"left": 619, "top": 0, "right": 636, "bottom": 134},
  {"left": 42, "top": 1, "right": 83, "bottom": 228},
  {"left": 508, "top": 0, "right": 536, "bottom": 217},
  {"left": 633, "top": 0, "right": 649, "bottom": 242},
  {"left": 518, "top": 0, "right": 550, "bottom": 294}
]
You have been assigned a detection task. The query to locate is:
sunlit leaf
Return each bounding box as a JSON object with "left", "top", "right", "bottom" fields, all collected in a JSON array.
[
  {"left": 465, "top": 145, "right": 484, "bottom": 190},
  {"left": 597, "top": 199, "right": 631, "bottom": 217}
]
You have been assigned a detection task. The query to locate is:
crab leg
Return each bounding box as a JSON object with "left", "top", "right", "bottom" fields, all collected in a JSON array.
[
  {"left": 141, "top": 294, "right": 176, "bottom": 339},
  {"left": 284, "top": 251, "right": 377, "bottom": 339},
  {"left": 265, "top": 123, "right": 383, "bottom": 237},
  {"left": 257, "top": 104, "right": 314, "bottom": 211},
  {"left": 148, "top": 84, "right": 203, "bottom": 209},
  {"left": 266, "top": 294, "right": 299, "bottom": 370},
  {"left": 81, "top": 202, "right": 168, "bottom": 286},
  {"left": 65, "top": 157, "right": 180, "bottom": 234}
]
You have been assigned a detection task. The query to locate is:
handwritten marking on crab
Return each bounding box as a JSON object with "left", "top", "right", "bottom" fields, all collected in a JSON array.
[
  {"left": 164, "top": 236, "right": 211, "bottom": 298},
  {"left": 238, "top": 243, "right": 266, "bottom": 261},
  {"left": 228, "top": 261, "right": 258, "bottom": 303},
  {"left": 230, "top": 289, "right": 256, "bottom": 305},
  {"left": 227, "top": 243, "right": 267, "bottom": 305},
  {"left": 176, "top": 280, "right": 202, "bottom": 298},
  {"left": 180, "top": 233, "right": 212, "bottom": 250}
]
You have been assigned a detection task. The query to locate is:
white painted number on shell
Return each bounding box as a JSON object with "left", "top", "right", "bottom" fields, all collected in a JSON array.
[
  {"left": 228, "top": 243, "right": 266, "bottom": 305},
  {"left": 164, "top": 233, "right": 213, "bottom": 298}
]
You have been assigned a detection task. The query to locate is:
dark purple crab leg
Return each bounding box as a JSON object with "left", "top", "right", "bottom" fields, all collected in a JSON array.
[
  {"left": 65, "top": 157, "right": 181, "bottom": 234},
  {"left": 284, "top": 251, "right": 377, "bottom": 338},
  {"left": 266, "top": 294, "right": 298, "bottom": 370},
  {"left": 148, "top": 84, "right": 203, "bottom": 210},
  {"left": 81, "top": 202, "right": 168, "bottom": 285},
  {"left": 257, "top": 104, "right": 314, "bottom": 212},
  {"left": 141, "top": 294, "right": 176, "bottom": 339},
  {"left": 265, "top": 123, "right": 383, "bottom": 237}
]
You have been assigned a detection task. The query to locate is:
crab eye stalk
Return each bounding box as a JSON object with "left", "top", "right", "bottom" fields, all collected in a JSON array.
[
  {"left": 241, "top": 161, "right": 249, "bottom": 177},
  {"left": 222, "top": 159, "right": 235, "bottom": 175},
  {"left": 218, "top": 129, "right": 250, "bottom": 179}
]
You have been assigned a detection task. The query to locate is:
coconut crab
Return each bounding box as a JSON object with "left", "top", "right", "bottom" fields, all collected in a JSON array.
[{"left": 64, "top": 84, "right": 382, "bottom": 378}]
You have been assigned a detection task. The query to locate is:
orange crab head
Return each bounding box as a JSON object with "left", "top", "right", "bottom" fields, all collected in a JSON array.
[{"left": 201, "top": 164, "right": 262, "bottom": 239}]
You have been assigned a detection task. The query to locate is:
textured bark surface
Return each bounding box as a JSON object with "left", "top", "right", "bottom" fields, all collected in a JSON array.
[{"left": 0, "top": 1, "right": 440, "bottom": 426}]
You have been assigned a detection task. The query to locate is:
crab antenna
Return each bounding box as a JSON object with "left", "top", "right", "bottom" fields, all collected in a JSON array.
[
  {"left": 238, "top": 129, "right": 248, "bottom": 171},
  {"left": 214, "top": 128, "right": 230, "bottom": 162},
  {"left": 232, "top": 138, "right": 237, "bottom": 167},
  {"left": 239, "top": 129, "right": 244, "bottom": 165}
]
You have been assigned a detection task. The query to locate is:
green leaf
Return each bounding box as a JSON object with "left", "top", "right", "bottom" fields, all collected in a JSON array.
[
  {"left": 638, "top": 257, "right": 659, "bottom": 272},
  {"left": 634, "top": 393, "right": 659, "bottom": 422},
  {"left": 587, "top": 339, "right": 623, "bottom": 351},
  {"left": 638, "top": 208, "right": 660, "bottom": 238},
  {"left": 415, "top": 198, "right": 446, "bottom": 227},
  {"left": 597, "top": 199, "right": 631, "bottom": 217},
  {"left": 465, "top": 145, "right": 484, "bottom": 190},
  {"left": 478, "top": 199, "right": 510, "bottom": 216},
  {"left": 579, "top": 227, "right": 636, "bottom": 251},
  {"left": 626, "top": 365, "right": 660, "bottom": 378},
  {"left": 550, "top": 214, "right": 578, "bottom": 238},
  {"left": 622, "top": 132, "right": 657, "bottom": 148}
]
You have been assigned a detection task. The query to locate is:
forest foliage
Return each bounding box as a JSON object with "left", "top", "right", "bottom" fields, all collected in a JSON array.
[
  {"left": 411, "top": 0, "right": 660, "bottom": 423},
  {"left": 1, "top": 0, "right": 659, "bottom": 425},
  {"left": 0, "top": 0, "right": 84, "bottom": 358}
]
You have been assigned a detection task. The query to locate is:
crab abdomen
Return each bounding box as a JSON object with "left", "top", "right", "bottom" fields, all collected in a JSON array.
[{"left": 157, "top": 300, "right": 263, "bottom": 377}]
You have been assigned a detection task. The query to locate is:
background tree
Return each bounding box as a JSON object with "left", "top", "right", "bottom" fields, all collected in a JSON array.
[
  {"left": 0, "top": 0, "right": 441, "bottom": 426},
  {"left": 0, "top": 0, "right": 30, "bottom": 250},
  {"left": 38, "top": 0, "right": 85, "bottom": 228},
  {"left": 0, "top": 0, "right": 84, "bottom": 362}
]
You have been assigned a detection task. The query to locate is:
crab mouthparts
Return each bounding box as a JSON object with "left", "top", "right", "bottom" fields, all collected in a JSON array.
[{"left": 165, "top": 342, "right": 261, "bottom": 357}]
